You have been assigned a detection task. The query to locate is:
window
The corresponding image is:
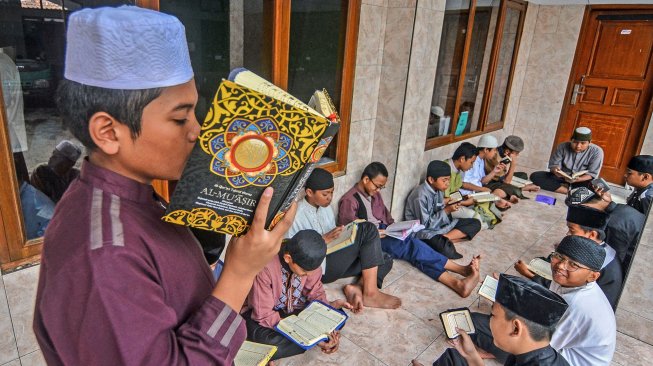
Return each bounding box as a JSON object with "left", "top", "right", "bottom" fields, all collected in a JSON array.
[
  {"left": 426, "top": 0, "right": 526, "bottom": 150},
  {"left": 0, "top": 0, "right": 359, "bottom": 268},
  {"left": 0, "top": 0, "right": 134, "bottom": 269}
]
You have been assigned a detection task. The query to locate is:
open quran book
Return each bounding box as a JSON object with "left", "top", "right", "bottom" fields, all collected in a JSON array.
[
  {"left": 234, "top": 341, "right": 277, "bottom": 366},
  {"left": 326, "top": 220, "right": 363, "bottom": 254},
  {"left": 309, "top": 89, "right": 340, "bottom": 124},
  {"left": 557, "top": 170, "right": 588, "bottom": 181},
  {"left": 275, "top": 301, "right": 348, "bottom": 350},
  {"left": 478, "top": 275, "right": 498, "bottom": 302},
  {"left": 385, "top": 220, "right": 424, "bottom": 241},
  {"left": 527, "top": 258, "right": 553, "bottom": 281},
  {"left": 468, "top": 192, "right": 500, "bottom": 203},
  {"left": 509, "top": 176, "right": 533, "bottom": 188},
  {"left": 447, "top": 191, "right": 464, "bottom": 205},
  {"left": 163, "top": 68, "right": 339, "bottom": 236},
  {"left": 439, "top": 308, "right": 476, "bottom": 339}
]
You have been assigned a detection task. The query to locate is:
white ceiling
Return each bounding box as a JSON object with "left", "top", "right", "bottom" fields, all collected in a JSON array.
[{"left": 526, "top": 0, "right": 653, "bottom": 4}]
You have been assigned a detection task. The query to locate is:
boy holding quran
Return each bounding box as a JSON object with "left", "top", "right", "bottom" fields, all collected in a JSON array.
[
  {"left": 405, "top": 160, "right": 482, "bottom": 253},
  {"left": 338, "top": 162, "right": 482, "bottom": 298},
  {"left": 287, "top": 168, "right": 401, "bottom": 312},
  {"left": 413, "top": 274, "right": 570, "bottom": 366},
  {"left": 530, "top": 127, "right": 604, "bottom": 194},
  {"left": 484, "top": 135, "right": 540, "bottom": 200},
  {"left": 471, "top": 236, "right": 616, "bottom": 366},
  {"left": 243, "top": 230, "right": 352, "bottom": 361},
  {"left": 33, "top": 6, "right": 299, "bottom": 365}
]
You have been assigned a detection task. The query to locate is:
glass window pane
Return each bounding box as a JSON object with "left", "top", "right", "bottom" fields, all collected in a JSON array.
[
  {"left": 457, "top": 0, "right": 498, "bottom": 135},
  {"left": 487, "top": 6, "right": 521, "bottom": 124},
  {"left": 160, "top": 1, "right": 230, "bottom": 118},
  {"left": 243, "top": 0, "right": 272, "bottom": 80},
  {"left": 287, "top": 0, "right": 347, "bottom": 162},
  {"left": 0, "top": 0, "right": 132, "bottom": 240},
  {"left": 428, "top": 0, "right": 471, "bottom": 139}
]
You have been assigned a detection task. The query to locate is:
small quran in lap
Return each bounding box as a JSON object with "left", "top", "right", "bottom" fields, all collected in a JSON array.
[
  {"left": 478, "top": 275, "right": 499, "bottom": 302},
  {"left": 439, "top": 308, "right": 475, "bottom": 339},
  {"left": 527, "top": 258, "right": 553, "bottom": 281},
  {"left": 234, "top": 341, "right": 277, "bottom": 366},
  {"left": 326, "top": 220, "right": 361, "bottom": 254},
  {"left": 468, "top": 192, "right": 500, "bottom": 203},
  {"left": 275, "top": 301, "right": 348, "bottom": 350}
]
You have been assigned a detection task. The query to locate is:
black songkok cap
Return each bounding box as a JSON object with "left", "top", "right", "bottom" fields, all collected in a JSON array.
[
  {"left": 305, "top": 168, "right": 334, "bottom": 191},
  {"left": 628, "top": 155, "right": 653, "bottom": 175},
  {"left": 565, "top": 186, "right": 594, "bottom": 206},
  {"left": 571, "top": 127, "right": 592, "bottom": 141},
  {"left": 427, "top": 160, "right": 451, "bottom": 180},
  {"left": 566, "top": 205, "right": 609, "bottom": 230},
  {"left": 496, "top": 274, "right": 568, "bottom": 327},
  {"left": 556, "top": 235, "right": 605, "bottom": 272},
  {"left": 283, "top": 230, "right": 327, "bottom": 271}
]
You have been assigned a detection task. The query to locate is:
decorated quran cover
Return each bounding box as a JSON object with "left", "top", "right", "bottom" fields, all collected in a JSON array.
[
  {"left": 439, "top": 308, "right": 475, "bottom": 339},
  {"left": 234, "top": 341, "right": 277, "bottom": 366},
  {"left": 275, "top": 300, "right": 348, "bottom": 350},
  {"left": 163, "top": 69, "right": 339, "bottom": 236}
]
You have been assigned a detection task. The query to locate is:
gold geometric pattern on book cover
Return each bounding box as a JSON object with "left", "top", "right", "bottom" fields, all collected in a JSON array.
[
  {"left": 163, "top": 208, "right": 249, "bottom": 235},
  {"left": 198, "top": 80, "right": 329, "bottom": 189}
]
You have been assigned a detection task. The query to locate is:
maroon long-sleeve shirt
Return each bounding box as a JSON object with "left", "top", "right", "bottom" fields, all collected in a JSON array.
[{"left": 33, "top": 160, "right": 245, "bottom": 365}]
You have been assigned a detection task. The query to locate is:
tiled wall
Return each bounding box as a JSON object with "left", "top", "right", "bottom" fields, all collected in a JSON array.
[{"left": 511, "top": 5, "right": 585, "bottom": 171}]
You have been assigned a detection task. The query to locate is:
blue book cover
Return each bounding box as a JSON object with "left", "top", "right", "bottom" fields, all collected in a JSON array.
[
  {"left": 455, "top": 111, "right": 468, "bottom": 136},
  {"left": 274, "top": 300, "right": 348, "bottom": 350}
]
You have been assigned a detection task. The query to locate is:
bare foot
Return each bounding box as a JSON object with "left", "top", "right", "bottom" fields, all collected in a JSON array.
[
  {"left": 509, "top": 195, "right": 520, "bottom": 204},
  {"left": 459, "top": 257, "right": 481, "bottom": 297},
  {"left": 496, "top": 199, "right": 511, "bottom": 209},
  {"left": 462, "top": 254, "right": 482, "bottom": 276},
  {"left": 411, "top": 361, "right": 425, "bottom": 366},
  {"left": 343, "top": 284, "right": 364, "bottom": 314},
  {"left": 524, "top": 184, "right": 540, "bottom": 192},
  {"left": 363, "top": 290, "right": 401, "bottom": 309}
]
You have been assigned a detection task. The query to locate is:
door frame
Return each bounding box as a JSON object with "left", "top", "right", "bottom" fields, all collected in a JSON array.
[{"left": 553, "top": 4, "right": 653, "bottom": 181}]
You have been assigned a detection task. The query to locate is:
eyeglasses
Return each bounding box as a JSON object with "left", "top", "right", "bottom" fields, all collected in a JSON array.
[
  {"left": 550, "top": 252, "right": 590, "bottom": 272},
  {"left": 369, "top": 180, "right": 386, "bottom": 190}
]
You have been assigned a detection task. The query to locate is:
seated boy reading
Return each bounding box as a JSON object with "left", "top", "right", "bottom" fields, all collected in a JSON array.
[
  {"left": 338, "top": 162, "right": 481, "bottom": 297},
  {"left": 413, "top": 274, "right": 570, "bottom": 366},
  {"left": 405, "top": 160, "right": 482, "bottom": 251},
  {"left": 287, "top": 168, "right": 401, "bottom": 312},
  {"left": 243, "top": 230, "right": 351, "bottom": 361},
  {"left": 444, "top": 142, "right": 499, "bottom": 229},
  {"left": 471, "top": 236, "right": 615, "bottom": 366},
  {"left": 461, "top": 135, "right": 514, "bottom": 208},
  {"left": 484, "top": 135, "right": 540, "bottom": 201}
]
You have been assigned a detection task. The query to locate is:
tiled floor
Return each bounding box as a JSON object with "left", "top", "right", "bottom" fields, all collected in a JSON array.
[{"left": 0, "top": 189, "right": 652, "bottom": 365}]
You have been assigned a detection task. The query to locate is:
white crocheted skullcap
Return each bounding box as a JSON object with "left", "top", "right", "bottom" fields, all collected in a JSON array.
[{"left": 64, "top": 6, "right": 193, "bottom": 90}]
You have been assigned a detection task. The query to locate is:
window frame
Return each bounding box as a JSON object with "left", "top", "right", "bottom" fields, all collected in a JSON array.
[
  {"left": 0, "top": 0, "right": 360, "bottom": 269},
  {"left": 425, "top": 0, "right": 526, "bottom": 151}
]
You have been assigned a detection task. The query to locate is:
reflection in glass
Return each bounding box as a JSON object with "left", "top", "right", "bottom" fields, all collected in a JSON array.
[
  {"left": 458, "top": 0, "right": 497, "bottom": 135},
  {"left": 287, "top": 0, "right": 347, "bottom": 162},
  {"left": 1, "top": 0, "right": 133, "bottom": 239},
  {"left": 488, "top": 6, "right": 520, "bottom": 124},
  {"left": 243, "top": 0, "right": 272, "bottom": 80},
  {"left": 428, "top": 0, "right": 471, "bottom": 139},
  {"left": 160, "top": 0, "right": 230, "bottom": 118}
]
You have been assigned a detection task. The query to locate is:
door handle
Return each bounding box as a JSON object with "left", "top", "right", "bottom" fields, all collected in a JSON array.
[{"left": 570, "top": 83, "right": 585, "bottom": 105}]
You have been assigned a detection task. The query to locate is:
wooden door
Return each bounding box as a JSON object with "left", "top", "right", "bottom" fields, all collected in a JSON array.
[{"left": 554, "top": 8, "right": 653, "bottom": 184}]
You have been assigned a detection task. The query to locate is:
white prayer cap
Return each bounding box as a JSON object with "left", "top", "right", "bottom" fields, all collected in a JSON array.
[
  {"left": 431, "top": 106, "right": 444, "bottom": 118},
  {"left": 478, "top": 134, "right": 498, "bottom": 148},
  {"left": 64, "top": 6, "right": 193, "bottom": 90}
]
